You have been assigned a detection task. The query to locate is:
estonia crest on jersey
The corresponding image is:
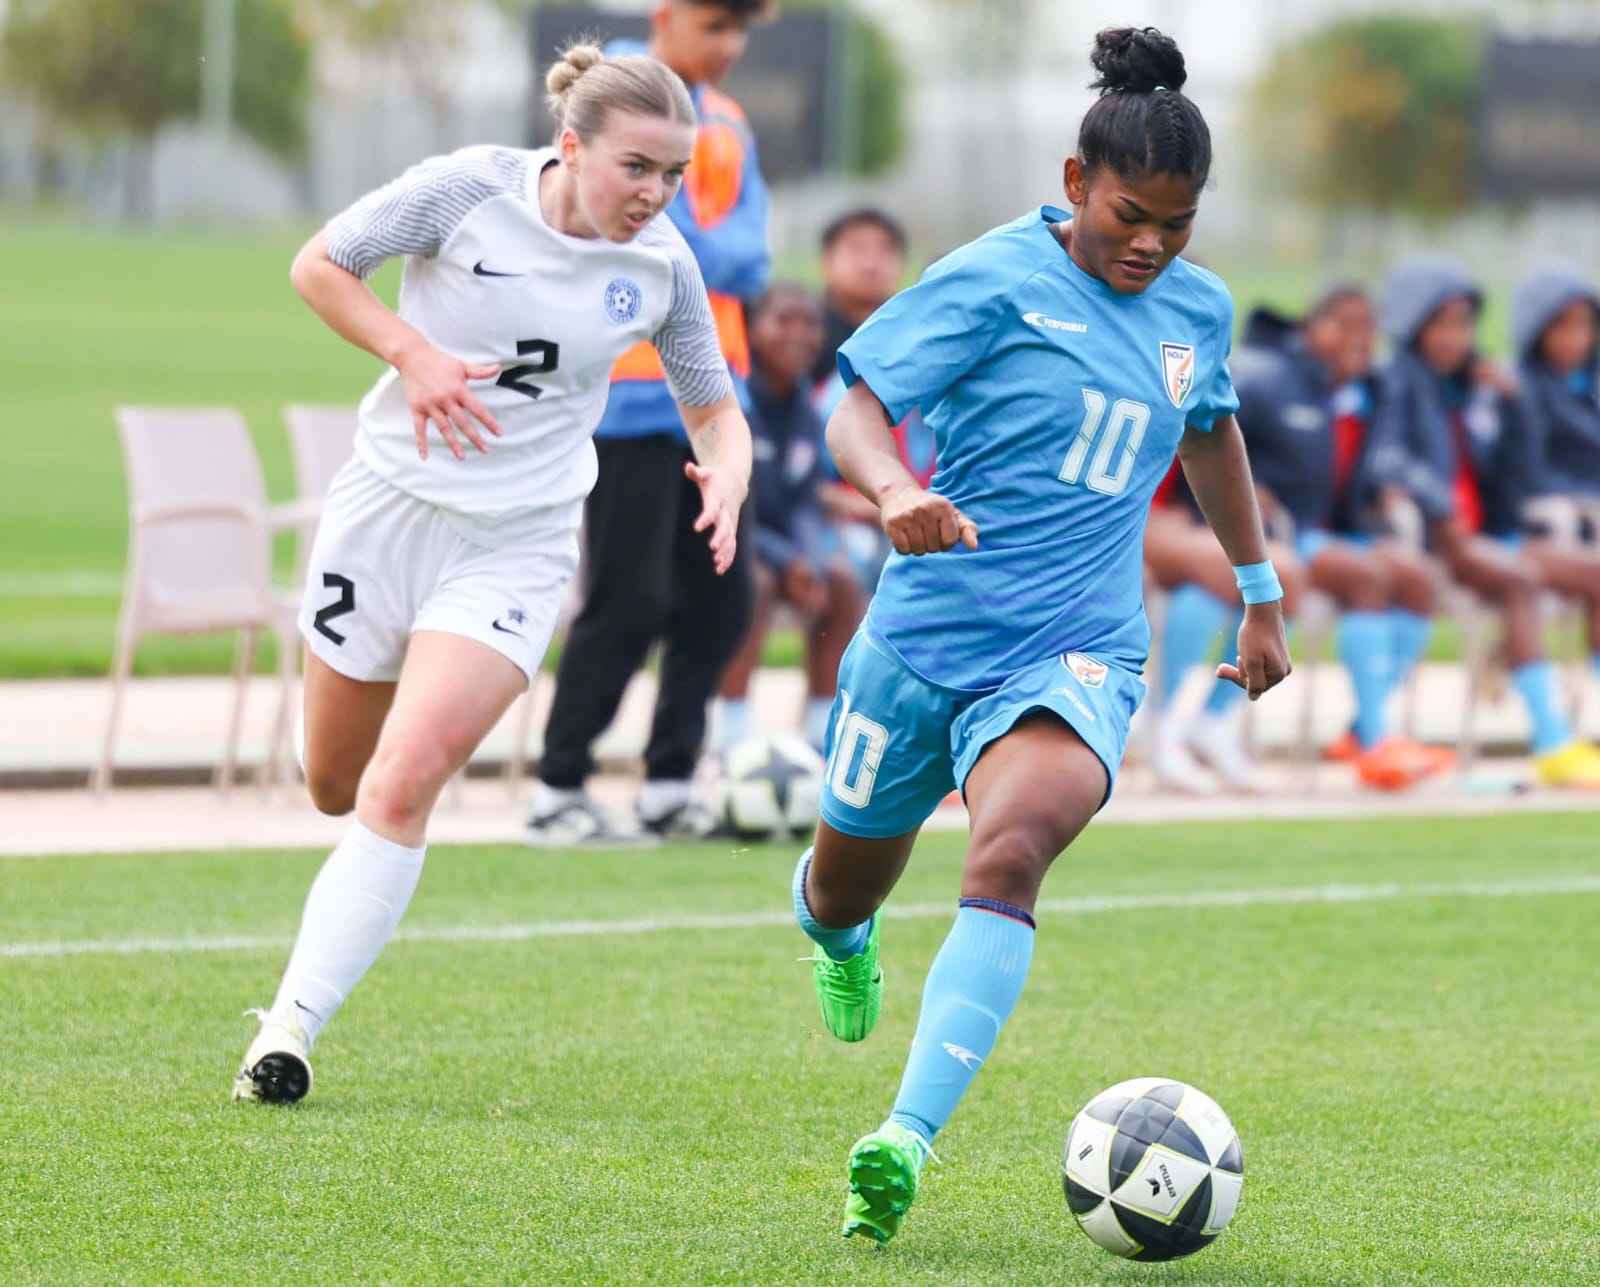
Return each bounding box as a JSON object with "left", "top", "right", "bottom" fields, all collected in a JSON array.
[
  {"left": 1160, "top": 341, "right": 1196, "bottom": 410},
  {"left": 605, "top": 278, "right": 643, "bottom": 324}
]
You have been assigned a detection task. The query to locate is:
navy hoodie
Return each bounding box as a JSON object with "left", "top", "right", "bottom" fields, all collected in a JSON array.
[
  {"left": 1512, "top": 264, "right": 1600, "bottom": 498},
  {"left": 746, "top": 366, "right": 830, "bottom": 572},
  {"left": 1368, "top": 254, "right": 1535, "bottom": 537},
  {"left": 1231, "top": 306, "right": 1379, "bottom": 533}
]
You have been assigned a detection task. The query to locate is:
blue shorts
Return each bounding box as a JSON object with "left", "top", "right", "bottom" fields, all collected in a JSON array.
[
  {"left": 1295, "top": 529, "right": 1375, "bottom": 564},
  {"left": 818, "top": 628, "right": 1145, "bottom": 839}
]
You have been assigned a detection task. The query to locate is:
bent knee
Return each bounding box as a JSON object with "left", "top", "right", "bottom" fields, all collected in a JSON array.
[
  {"left": 356, "top": 744, "right": 458, "bottom": 830},
  {"left": 305, "top": 772, "right": 358, "bottom": 817},
  {"left": 964, "top": 818, "right": 1071, "bottom": 899}
]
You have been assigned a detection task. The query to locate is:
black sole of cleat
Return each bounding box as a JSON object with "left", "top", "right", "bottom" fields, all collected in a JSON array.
[{"left": 250, "top": 1053, "right": 310, "bottom": 1103}]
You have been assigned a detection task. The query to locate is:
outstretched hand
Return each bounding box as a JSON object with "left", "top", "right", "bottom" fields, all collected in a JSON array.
[
  {"left": 396, "top": 340, "right": 503, "bottom": 461},
  {"left": 686, "top": 460, "right": 744, "bottom": 574},
  {"left": 1215, "top": 601, "right": 1292, "bottom": 700},
  {"left": 880, "top": 482, "right": 979, "bottom": 556}
]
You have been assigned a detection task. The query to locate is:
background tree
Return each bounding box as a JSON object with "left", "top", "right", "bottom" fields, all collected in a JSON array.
[
  {"left": 1, "top": 0, "right": 311, "bottom": 218},
  {"left": 1251, "top": 14, "right": 1483, "bottom": 219}
]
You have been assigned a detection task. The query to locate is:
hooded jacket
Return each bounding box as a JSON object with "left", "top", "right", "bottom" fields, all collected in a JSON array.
[
  {"left": 1231, "top": 305, "right": 1379, "bottom": 533},
  {"left": 1368, "top": 254, "right": 1534, "bottom": 536},
  {"left": 1512, "top": 264, "right": 1600, "bottom": 498}
]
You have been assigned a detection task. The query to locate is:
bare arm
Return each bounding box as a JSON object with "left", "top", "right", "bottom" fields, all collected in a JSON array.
[
  {"left": 289, "top": 231, "right": 501, "bottom": 461},
  {"left": 825, "top": 380, "right": 975, "bottom": 555},
  {"left": 1177, "top": 415, "right": 1271, "bottom": 566},
  {"left": 1177, "top": 415, "right": 1291, "bottom": 699},
  {"left": 677, "top": 391, "right": 752, "bottom": 575}
]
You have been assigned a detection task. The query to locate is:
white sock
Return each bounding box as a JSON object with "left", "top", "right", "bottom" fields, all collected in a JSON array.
[
  {"left": 1155, "top": 707, "right": 1190, "bottom": 754},
  {"left": 713, "top": 697, "right": 752, "bottom": 756},
  {"left": 531, "top": 781, "right": 585, "bottom": 817},
  {"left": 636, "top": 778, "right": 690, "bottom": 822},
  {"left": 269, "top": 821, "right": 426, "bottom": 1045},
  {"left": 803, "top": 697, "right": 833, "bottom": 752}
]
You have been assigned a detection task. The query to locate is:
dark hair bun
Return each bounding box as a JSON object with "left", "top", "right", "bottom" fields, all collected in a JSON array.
[{"left": 1089, "top": 26, "right": 1187, "bottom": 96}]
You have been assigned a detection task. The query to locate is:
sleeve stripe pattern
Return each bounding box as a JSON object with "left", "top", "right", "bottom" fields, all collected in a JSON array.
[
  {"left": 655, "top": 248, "right": 735, "bottom": 408},
  {"left": 324, "top": 148, "right": 531, "bottom": 280}
]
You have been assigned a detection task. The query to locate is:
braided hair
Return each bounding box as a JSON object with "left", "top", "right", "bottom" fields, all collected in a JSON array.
[{"left": 1077, "top": 27, "right": 1212, "bottom": 188}]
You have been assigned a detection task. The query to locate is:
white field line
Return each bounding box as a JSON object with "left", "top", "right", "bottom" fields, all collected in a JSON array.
[
  {"left": 4, "top": 874, "right": 1600, "bottom": 961},
  {"left": 0, "top": 572, "right": 124, "bottom": 598}
]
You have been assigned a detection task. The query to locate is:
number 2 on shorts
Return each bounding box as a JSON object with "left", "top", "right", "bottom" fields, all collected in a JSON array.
[{"left": 313, "top": 573, "right": 356, "bottom": 645}]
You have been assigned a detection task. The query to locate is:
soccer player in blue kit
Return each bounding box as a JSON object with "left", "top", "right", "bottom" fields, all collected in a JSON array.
[{"left": 790, "top": 27, "right": 1293, "bottom": 1243}]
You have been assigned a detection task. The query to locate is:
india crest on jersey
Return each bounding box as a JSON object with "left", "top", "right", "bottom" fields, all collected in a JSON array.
[
  {"left": 1064, "top": 652, "right": 1108, "bottom": 688},
  {"left": 1160, "top": 341, "right": 1195, "bottom": 409}
]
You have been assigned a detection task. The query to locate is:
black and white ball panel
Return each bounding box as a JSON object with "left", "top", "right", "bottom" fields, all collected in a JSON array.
[{"left": 1062, "top": 1077, "right": 1243, "bottom": 1262}]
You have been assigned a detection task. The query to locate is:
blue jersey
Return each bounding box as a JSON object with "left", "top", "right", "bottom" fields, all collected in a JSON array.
[{"left": 837, "top": 205, "right": 1239, "bottom": 692}]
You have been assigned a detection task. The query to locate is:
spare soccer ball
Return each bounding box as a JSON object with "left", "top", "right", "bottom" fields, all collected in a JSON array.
[
  {"left": 1062, "top": 1077, "right": 1243, "bottom": 1262},
  {"left": 718, "top": 732, "right": 826, "bottom": 840}
]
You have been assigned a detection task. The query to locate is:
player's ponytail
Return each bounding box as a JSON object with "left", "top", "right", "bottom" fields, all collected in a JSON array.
[
  {"left": 545, "top": 41, "right": 696, "bottom": 144},
  {"left": 1077, "top": 26, "right": 1212, "bottom": 188}
]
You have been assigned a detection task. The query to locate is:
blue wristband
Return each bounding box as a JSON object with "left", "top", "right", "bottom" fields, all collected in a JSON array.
[{"left": 1233, "top": 560, "right": 1283, "bottom": 605}]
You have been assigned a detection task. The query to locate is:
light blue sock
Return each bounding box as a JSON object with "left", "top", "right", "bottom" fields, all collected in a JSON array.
[
  {"left": 1339, "top": 610, "right": 1393, "bottom": 749},
  {"left": 1388, "top": 610, "right": 1432, "bottom": 690},
  {"left": 1592, "top": 651, "right": 1600, "bottom": 679},
  {"left": 889, "top": 900, "right": 1035, "bottom": 1145},
  {"left": 792, "top": 849, "right": 870, "bottom": 962},
  {"left": 1201, "top": 609, "right": 1248, "bottom": 716},
  {"left": 715, "top": 697, "right": 752, "bottom": 756},
  {"left": 803, "top": 697, "right": 833, "bottom": 753},
  {"left": 1510, "top": 660, "right": 1572, "bottom": 754},
  {"left": 1160, "top": 585, "right": 1231, "bottom": 707}
]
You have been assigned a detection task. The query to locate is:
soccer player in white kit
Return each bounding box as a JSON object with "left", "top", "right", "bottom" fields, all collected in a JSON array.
[{"left": 233, "top": 45, "right": 752, "bottom": 1103}]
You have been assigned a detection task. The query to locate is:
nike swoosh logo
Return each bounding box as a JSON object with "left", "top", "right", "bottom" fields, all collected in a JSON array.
[
  {"left": 474, "top": 260, "right": 524, "bottom": 278},
  {"left": 492, "top": 618, "right": 524, "bottom": 636}
]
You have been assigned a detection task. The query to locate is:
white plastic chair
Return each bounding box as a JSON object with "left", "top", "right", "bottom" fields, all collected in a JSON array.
[
  {"left": 282, "top": 405, "right": 359, "bottom": 584},
  {"left": 1525, "top": 494, "right": 1600, "bottom": 729},
  {"left": 96, "top": 408, "right": 302, "bottom": 795}
]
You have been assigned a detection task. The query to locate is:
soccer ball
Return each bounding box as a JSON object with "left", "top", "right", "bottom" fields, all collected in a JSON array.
[
  {"left": 1061, "top": 1077, "right": 1243, "bottom": 1262},
  {"left": 718, "top": 732, "right": 826, "bottom": 840}
]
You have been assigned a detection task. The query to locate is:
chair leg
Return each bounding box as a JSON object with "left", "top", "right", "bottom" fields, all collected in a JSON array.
[
  {"left": 217, "top": 627, "right": 258, "bottom": 795},
  {"left": 1297, "top": 625, "right": 1323, "bottom": 794},
  {"left": 95, "top": 615, "right": 140, "bottom": 796},
  {"left": 264, "top": 627, "right": 298, "bottom": 795},
  {"left": 1457, "top": 610, "right": 1487, "bottom": 772},
  {"left": 504, "top": 688, "right": 535, "bottom": 797}
]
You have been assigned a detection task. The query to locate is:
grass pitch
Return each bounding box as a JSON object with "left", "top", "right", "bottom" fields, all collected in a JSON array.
[{"left": 3, "top": 811, "right": 1597, "bottom": 1284}]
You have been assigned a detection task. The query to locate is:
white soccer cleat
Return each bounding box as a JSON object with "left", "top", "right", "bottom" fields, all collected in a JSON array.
[
  {"left": 1187, "top": 715, "right": 1269, "bottom": 795},
  {"left": 524, "top": 791, "right": 657, "bottom": 848},
  {"left": 232, "top": 1010, "right": 313, "bottom": 1104},
  {"left": 1151, "top": 733, "right": 1219, "bottom": 796}
]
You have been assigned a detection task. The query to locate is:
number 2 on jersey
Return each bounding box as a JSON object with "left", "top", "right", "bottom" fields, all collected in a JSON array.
[
  {"left": 1058, "top": 389, "right": 1151, "bottom": 497},
  {"left": 496, "top": 338, "right": 560, "bottom": 401}
]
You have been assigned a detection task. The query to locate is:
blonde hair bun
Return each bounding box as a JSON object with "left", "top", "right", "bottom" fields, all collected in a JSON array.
[{"left": 545, "top": 42, "right": 605, "bottom": 109}]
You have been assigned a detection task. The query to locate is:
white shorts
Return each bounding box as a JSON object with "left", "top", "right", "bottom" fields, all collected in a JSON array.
[{"left": 298, "top": 458, "right": 580, "bottom": 686}]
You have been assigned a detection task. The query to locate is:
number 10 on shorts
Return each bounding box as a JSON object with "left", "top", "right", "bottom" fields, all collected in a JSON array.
[{"left": 826, "top": 691, "right": 889, "bottom": 808}]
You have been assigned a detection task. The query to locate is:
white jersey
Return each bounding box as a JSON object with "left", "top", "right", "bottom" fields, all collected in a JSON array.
[{"left": 324, "top": 145, "right": 732, "bottom": 545}]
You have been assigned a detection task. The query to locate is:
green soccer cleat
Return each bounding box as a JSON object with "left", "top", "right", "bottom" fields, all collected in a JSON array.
[
  {"left": 809, "top": 916, "right": 883, "bottom": 1043},
  {"left": 842, "top": 1121, "right": 935, "bottom": 1244}
]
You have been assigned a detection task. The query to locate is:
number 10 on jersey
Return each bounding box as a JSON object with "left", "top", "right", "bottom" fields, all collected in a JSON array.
[{"left": 1059, "top": 390, "right": 1151, "bottom": 497}]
